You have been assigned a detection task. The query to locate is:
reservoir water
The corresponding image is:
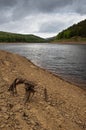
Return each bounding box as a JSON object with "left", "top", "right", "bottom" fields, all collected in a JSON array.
[{"left": 0, "top": 43, "right": 86, "bottom": 88}]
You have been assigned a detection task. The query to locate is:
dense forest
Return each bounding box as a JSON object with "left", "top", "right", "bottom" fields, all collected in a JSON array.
[
  {"left": 55, "top": 19, "right": 86, "bottom": 41},
  {"left": 0, "top": 31, "right": 46, "bottom": 43}
]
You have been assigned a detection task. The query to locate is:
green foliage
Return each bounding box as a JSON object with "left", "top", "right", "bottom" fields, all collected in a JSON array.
[
  {"left": 0, "top": 32, "right": 46, "bottom": 43},
  {"left": 56, "top": 19, "right": 86, "bottom": 40}
]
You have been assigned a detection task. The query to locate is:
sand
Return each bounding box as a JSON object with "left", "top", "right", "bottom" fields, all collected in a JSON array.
[{"left": 0, "top": 50, "right": 86, "bottom": 130}]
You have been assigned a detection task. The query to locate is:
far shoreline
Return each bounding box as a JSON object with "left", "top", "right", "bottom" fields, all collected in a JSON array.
[
  {"left": 0, "top": 40, "right": 86, "bottom": 44},
  {"left": 52, "top": 41, "right": 86, "bottom": 44}
]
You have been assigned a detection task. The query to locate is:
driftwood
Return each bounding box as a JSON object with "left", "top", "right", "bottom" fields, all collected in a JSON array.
[
  {"left": 24, "top": 81, "right": 36, "bottom": 103},
  {"left": 8, "top": 78, "right": 17, "bottom": 95},
  {"left": 8, "top": 78, "right": 36, "bottom": 103}
]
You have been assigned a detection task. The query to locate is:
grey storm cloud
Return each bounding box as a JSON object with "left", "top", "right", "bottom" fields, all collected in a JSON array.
[
  {"left": 5, "top": 0, "right": 73, "bottom": 20},
  {"left": 0, "top": 0, "right": 86, "bottom": 17},
  {"left": 0, "top": 0, "right": 17, "bottom": 7},
  {"left": 0, "top": 0, "right": 86, "bottom": 37},
  {"left": 0, "top": 0, "right": 70, "bottom": 10}
]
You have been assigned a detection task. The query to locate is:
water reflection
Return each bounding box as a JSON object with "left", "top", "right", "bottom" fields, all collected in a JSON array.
[{"left": 0, "top": 43, "right": 86, "bottom": 88}]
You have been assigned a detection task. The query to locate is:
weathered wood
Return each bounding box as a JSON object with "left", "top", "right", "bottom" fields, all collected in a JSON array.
[
  {"left": 44, "top": 88, "right": 48, "bottom": 102},
  {"left": 8, "top": 78, "right": 36, "bottom": 103},
  {"left": 8, "top": 78, "right": 18, "bottom": 95},
  {"left": 24, "top": 81, "right": 36, "bottom": 104}
]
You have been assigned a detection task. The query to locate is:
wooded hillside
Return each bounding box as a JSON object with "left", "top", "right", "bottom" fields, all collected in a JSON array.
[
  {"left": 0, "top": 31, "right": 46, "bottom": 43},
  {"left": 54, "top": 19, "right": 86, "bottom": 42}
]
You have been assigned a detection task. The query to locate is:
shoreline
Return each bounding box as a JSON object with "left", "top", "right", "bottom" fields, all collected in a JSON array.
[
  {"left": 0, "top": 50, "right": 86, "bottom": 130},
  {"left": 0, "top": 41, "right": 86, "bottom": 44},
  {"left": 52, "top": 41, "right": 86, "bottom": 44},
  {"left": 0, "top": 49, "right": 86, "bottom": 90},
  {"left": 0, "top": 50, "right": 85, "bottom": 90},
  {"left": 22, "top": 55, "right": 86, "bottom": 90}
]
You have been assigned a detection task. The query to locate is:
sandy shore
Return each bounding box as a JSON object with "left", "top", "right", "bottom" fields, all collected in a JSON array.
[{"left": 0, "top": 50, "right": 86, "bottom": 130}]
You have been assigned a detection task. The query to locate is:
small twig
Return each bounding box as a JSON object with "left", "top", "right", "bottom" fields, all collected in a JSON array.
[{"left": 44, "top": 88, "right": 48, "bottom": 102}]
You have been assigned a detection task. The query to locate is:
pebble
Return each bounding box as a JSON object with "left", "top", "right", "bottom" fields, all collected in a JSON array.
[
  {"left": 27, "top": 106, "right": 31, "bottom": 110},
  {"left": 0, "top": 124, "right": 5, "bottom": 128},
  {"left": 4, "top": 115, "right": 10, "bottom": 120},
  {"left": 2, "top": 107, "right": 7, "bottom": 112}
]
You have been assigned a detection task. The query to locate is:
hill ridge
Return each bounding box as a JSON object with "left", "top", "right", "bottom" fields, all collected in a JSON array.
[
  {"left": 0, "top": 31, "right": 46, "bottom": 43},
  {"left": 53, "top": 19, "right": 86, "bottom": 43}
]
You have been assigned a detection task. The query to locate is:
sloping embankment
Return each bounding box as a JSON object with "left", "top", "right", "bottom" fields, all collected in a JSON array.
[{"left": 0, "top": 50, "right": 86, "bottom": 130}]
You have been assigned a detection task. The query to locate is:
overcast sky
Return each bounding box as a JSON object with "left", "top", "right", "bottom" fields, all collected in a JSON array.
[{"left": 0, "top": 0, "right": 86, "bottom": 38}]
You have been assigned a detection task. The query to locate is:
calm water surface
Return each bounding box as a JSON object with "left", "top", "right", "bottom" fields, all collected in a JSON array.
[{"left": 0, "top": 43, "right": 86, "bottom": 88}]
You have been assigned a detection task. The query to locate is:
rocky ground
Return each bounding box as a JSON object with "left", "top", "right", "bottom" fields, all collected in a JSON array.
[{"left": 0, "top": 50, "right": 86, "bottom": 130}]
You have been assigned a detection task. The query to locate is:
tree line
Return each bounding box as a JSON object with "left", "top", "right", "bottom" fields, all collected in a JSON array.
[
  {"left": 56, "top": 19, "right": 86, "bottom": 40},
  {"left": 0, "top": 32, "right": 46, "bottom": 43}
]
